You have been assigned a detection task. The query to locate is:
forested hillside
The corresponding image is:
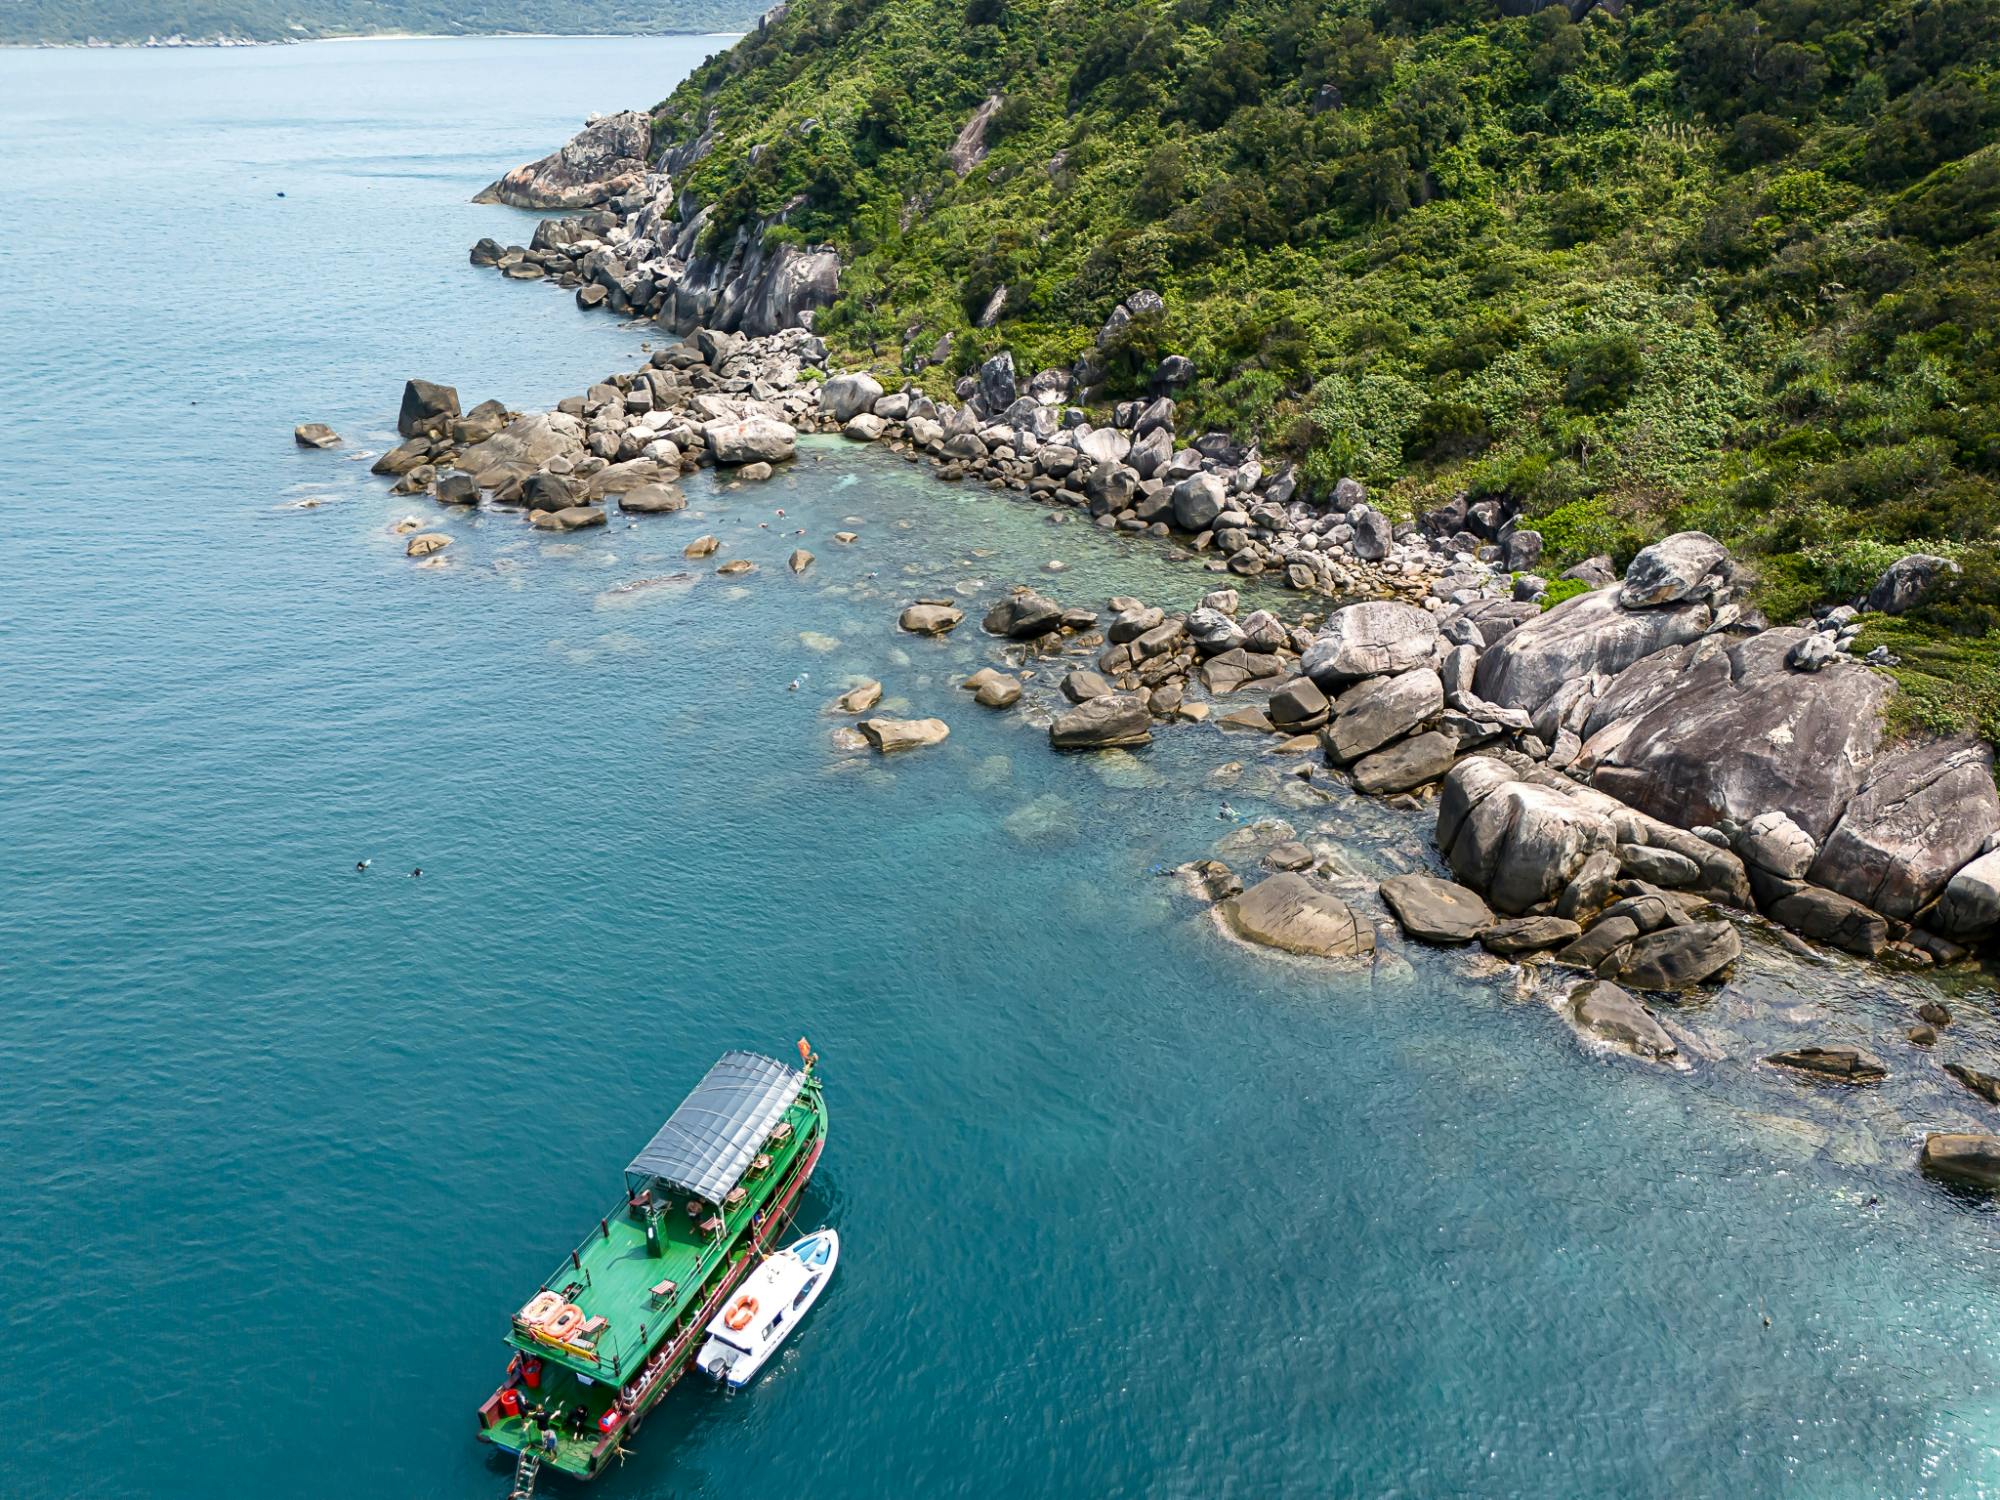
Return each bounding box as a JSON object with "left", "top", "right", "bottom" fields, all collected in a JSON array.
[
  {"left": 651, "top": 0, "right": 2000, "bottom": 731},
  {"left": 5, "top": 0, "right": 761, "bottom": 44}
]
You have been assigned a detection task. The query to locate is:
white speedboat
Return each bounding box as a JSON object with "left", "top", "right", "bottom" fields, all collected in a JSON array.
[{"left": 696, "top": 1228, "right": 839, "bottom": 1388}]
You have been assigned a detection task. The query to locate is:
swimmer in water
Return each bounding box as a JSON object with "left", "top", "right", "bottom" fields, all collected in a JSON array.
[
  {"left": 1219, "top": 801, "right": 1237, "bottom": 821},
  {"left": 355, "top": 859, "right": 371, "bottom": 872},
  {"left": 409, "top": 867, "right": 423, "bottom": 878}
]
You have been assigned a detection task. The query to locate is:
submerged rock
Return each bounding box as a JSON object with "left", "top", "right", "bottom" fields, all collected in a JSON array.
[
  {"left": 1765, "top": 1046, "right": 1887, "bottom": 1082},
  {"left": 1566, "top": 980, "right": 1678, "bottom": 1062}
]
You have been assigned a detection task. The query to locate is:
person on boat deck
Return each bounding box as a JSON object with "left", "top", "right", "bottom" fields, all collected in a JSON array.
[{"left": 520, "top": 1410, "right": 541, "bottom": 1453}]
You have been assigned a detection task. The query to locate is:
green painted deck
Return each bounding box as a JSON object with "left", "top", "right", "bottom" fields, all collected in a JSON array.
[{"left": 480, "top": 1080, "right": 825, "bottom": 1478}]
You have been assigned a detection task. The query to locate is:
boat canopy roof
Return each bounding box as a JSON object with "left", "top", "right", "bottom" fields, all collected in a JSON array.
[{"left": 626, "top": 1050, "right": 806, "bottom": 1203}]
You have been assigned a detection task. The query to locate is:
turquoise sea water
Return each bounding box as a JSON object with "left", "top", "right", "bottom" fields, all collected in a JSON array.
[{"left": 7, "top": 37, "right": 2000, "bottom": 1500}]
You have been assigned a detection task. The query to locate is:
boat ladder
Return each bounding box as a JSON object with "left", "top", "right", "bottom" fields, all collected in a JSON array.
[{"left": 506, "top": 1447, "right": 541, "bottom": 1500}]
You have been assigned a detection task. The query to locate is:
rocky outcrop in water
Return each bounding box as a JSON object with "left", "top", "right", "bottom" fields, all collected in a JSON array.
[{"left": 473, "top": 111, "right": 651, "bottom": 210}]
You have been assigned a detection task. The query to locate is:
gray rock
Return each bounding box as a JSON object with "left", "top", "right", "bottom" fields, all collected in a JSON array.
[
  {"left": 1765, "top": 884, "right": 1890, "bottom": 957},
  {"left": 1567, "top": 980, "right": 1677, "bottom": 1061},
  {"left": 1060, "top": 670, "right": 1114, "bottom": 703},
  {"left": 1931, "top": 849, "right": 2000, "bottom": 942},
  {"left": 1438, "top": 760, "right": 1618, "bottom": 913},
  {"left": 858, "top": 717, "right": 950, "bottom": 753},
  {"left": 1480, "top": 915, "right": 1583, "bottom": 956},
  {"left": 1302, "top": 601, "right": 1440, "bottom": 687},
  {"left": 1222, "top": 874, "right": 1376, "bottom": 959},
  {"left": 1581, "top": 629, "right": 1894, "bottom": 842},
  {"left": 899, "top": 603, "right": 964, "bottom": 635},
  {"left": 820, "top": 373, "right": 885, "bottom": 423},
  {"left": 704, "top": 416, "right": 797, "bottom": 465},
  {"left": 985, "top": 594, "right": 1065, "bottom": 639},
  {"left": 1186, "top": 608, "right": 1246, "bottom": 656},
  {"left": 1504, "top": 529, "right": 1544, "bottom": 571},
  {"left": 1352, "top": 511, "right": 1392, "bottom": 561},
  {"left": 1350, "top": 730, "right": 1456, "bottom": 795},
  {"left": 1765, "top": 1046, "right": 1887, "bottom": 1082},
  {"left": 1555, "top": 914, "right": 1641, "bottom": 970},
  {"left": 1325, "top": 668, "right": 1444, "bottom": 762},
  {"left": 1788, "top": 633, "right": 1838, "bottom": 672},
  {"left": 979, "top": 352, "right": 1018, "bottom": 411},
  {"left": 843, "top": 413, "right": 887, "bottom": 442},
  {"left": 1604, "top": 921, "right": 1740, "bottom": 990},
  {"left": 1867, "top": 554, "right": 1960, "bottom": 616},
  {"left": 1808, "top": 737, "right": 2000, "bottom": 921},
  {"left": 1379, "top": 874, "right": 1495, "bottom": 943},
  {"left": 1172, "top": 473, "right": 1228, "bottom": 533},
  {"left": 397, "top": 378, "right": 461, "bottom": 438},
  {"left": 474, "top": 110, "right": 649, "bottom": 209},
  {"left": 1618, "top": 531, "right": 1732, "bottom": 607},
  {"left": 618, "top": 483, "right": 686, "bottom": 514},
  {"left": 1473, "top": 586, "right": 1709, "bottom": 716},
  {"left": 294, "top": 422, "right": 341, "bottom": 449},
  {"left": 1922, "top": 1133, "right": 2000, "bottom": 1188},
  {"left": 1268, "top": 678, "right": 1331, "bottom": 729},
  {"left": 1049, "top": 694, "right": 1152, "bottom": 749},
  {"left": 1617, "top": 843, "right": 1701, "bottom": 888},
  {"left": 1737, "top": 811, "right": 1816, "bottom": 880}
]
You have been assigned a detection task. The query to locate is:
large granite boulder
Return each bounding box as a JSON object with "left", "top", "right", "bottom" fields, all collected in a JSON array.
[
  {"left": 1765, "top": 884, "right": 1891, "bottom": 957},
  {"left": 1618, "top": 531, "right": 1732, "bottom": 607},
  {"left": 1379, "top": 874, "right": 1495, "bottom": 943},
  {"left": 1436, "top": 758, "right": 1617, "bottom": 913},
  {"left": 474, "top": 110, "right": 650, "bottom": 209},
  {"left": 1868, "top": 554, "right": 1959, "bottom": 616},
  {"left": 1222, "top": 874, "right": 1376, "bottom": 958},
  {"left": 1930, "top": 849, "right": 2000, "bottom": 942},
  {"left": 1049, "top": 695, "right": 1151, "bottom": 749},
  {"left": 1807, "top": 737, "right": 2000, "bottom": 920},
  {"left": 1351, "top": 731, "right": 1457, "bottom": 794},
  {"left": 397, "top": 378, "right": 460, "bottom": 439},
  {"left": 1301, "top": 601, "right": 1439, "bottom": 687},
  {"left": 1324, "top": 668, "right": 1443, "bottom": 763},
  {"left": 1579, "top": 629, "right": 1894, "bottom": 842},
  {"left": 458, "top": 411, "right": 585, "bottom": 478},
  {"left": 819, "top": 373, "right": 885, "bottom": 423},
  {"left": 1566, "top": 980, "right": 1678, "bottom": 1062},
  {"left": 704, "top": 416, "right": 797, "bottom": 465},
  {"left": 1473, "top": 586, "right": 1709, "bottom": 715},
  {"left": 1172, "top": 473, "right": 1228, "bottom": 532}
]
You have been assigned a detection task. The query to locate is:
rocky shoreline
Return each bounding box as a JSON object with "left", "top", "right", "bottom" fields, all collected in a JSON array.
[{"left": 315, "top": 114, "right": 2000, "bottom": 1194}]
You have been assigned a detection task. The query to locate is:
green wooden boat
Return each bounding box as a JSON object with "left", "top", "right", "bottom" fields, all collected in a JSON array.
[{"left": 477, "top": 1044, "right": 827, "bottom": 1485}]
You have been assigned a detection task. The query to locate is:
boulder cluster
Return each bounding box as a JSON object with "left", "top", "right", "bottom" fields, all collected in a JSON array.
[{"left": 364, "top": 330, "right": 828, "bottom": 537}]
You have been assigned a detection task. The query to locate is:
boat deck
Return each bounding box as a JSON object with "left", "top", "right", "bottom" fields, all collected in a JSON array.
[
  {"left": 510, "top": 1093, "right": 820, "bottom": 1382},
  {"left": 479, "top": 1088, "right": 824, "bottom": 1477}
]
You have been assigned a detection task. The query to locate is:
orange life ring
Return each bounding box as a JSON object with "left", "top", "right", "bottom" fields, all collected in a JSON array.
[
  {"left": 543, "top": 1303, "right": 585, "bottom": 1341},
  {"left": 519, "top": 1292, "right": 563, "bottom": 1327},
  {"left": 724, "top": 1295, "right": 758, "bottom": 1331}
]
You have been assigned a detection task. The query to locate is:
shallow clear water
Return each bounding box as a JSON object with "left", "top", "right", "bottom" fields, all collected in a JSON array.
[{"left": 7, "top": 37, "right": 2000, "bottom": 1500}]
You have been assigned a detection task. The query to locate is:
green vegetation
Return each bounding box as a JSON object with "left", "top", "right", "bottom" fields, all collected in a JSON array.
[
  {"left": 650, "top": 0, "right": 2000, "bottom": 732},
  {"left": 4, "top": 0, "right": 763, "bottom": 44}
]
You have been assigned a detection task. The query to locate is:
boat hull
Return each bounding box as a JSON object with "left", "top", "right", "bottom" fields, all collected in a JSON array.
[{"left": 696, "top": 1228, "right": 840, "bottom": 1388}]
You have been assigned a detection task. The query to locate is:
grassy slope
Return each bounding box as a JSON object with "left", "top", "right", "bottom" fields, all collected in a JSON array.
[
  {"left": 5, "top": 0, "right": 764, "bottom": 43},
  {"left": 655, "top": 0, "right": 2000, "bottom": 736}
]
